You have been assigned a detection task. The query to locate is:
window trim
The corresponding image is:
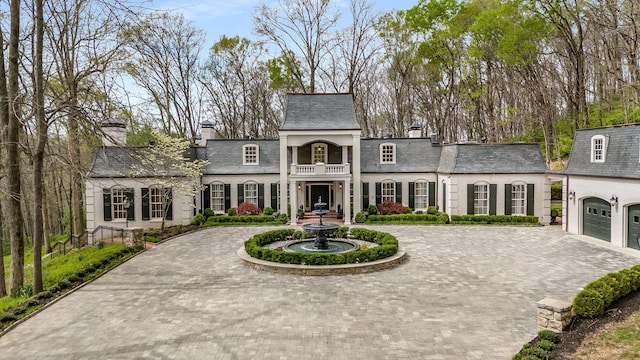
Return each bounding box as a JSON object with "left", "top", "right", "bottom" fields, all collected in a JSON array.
[
  {"left": 381, "top": 180, "right": 395, "bottom": 203},
  {"left": 414, "top": 180, "right": 429, "bottom": 210},
  {"left": 149, "top": 186, "right": 165, "bottom": 219},
  {"left": 210, "top": 182, "right": 225, "bottom": 213},
  {"left": 311, "top": 143, "right": 327, "bottom": 164},
  {"left": 111, "top": 187, "right": 128, "bottom": 220},
  {"left": 244, "top": 182, "right": 259, "bottom": 205},
  {"left": 474, "top": 182, "right": 489, "bottom": 215},
  {"left": 511, "top": 182, "right": 527, "bottom": 216},
  {"left": 243, "top": 144, "right": 259, "bottom": 165},
  {"left": 590, "top": 135, "right": 606, "bottom": 163},
  {"left": 379, "top": 143, "right": 396, "bottom": 164}
]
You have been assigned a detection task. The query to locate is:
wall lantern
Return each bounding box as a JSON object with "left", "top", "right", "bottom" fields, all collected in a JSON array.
[
  {"left": 610, "top": 195, "right": 618, "bottom": 207},
  {"left": 568, "top": 190, "right": 575, "bottom": 200},
  {"left": 297, "top": 183, "right": 301, "bottom": 190},
  {"left": 339, "top": 183, "right": 343, "bottom": 189}
]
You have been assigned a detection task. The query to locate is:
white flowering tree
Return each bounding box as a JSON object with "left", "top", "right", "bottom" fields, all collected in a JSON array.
[{"left": 131, "top": 130, "right": 208, "bottom": 230}]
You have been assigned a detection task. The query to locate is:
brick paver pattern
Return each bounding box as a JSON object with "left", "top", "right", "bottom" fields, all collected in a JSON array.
[{"left": 0, "top": 225, "right": 638, "bottom": 359}]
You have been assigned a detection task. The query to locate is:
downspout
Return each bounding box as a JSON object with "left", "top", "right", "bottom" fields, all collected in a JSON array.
[{"left": 565, "top": 176, "right": 570, "bottom": 232}]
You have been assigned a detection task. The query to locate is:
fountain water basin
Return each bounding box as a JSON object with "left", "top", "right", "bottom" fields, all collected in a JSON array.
[{"left": 283, "top": 197, "right": 359, "bottom": 254}]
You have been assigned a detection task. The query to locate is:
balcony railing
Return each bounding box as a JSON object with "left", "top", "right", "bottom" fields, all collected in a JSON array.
[{"left": 290, "top": 163, "right": 350, "bottom": 176}]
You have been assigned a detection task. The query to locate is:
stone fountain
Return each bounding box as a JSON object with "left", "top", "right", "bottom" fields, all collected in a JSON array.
[{"left": 283, "top": 197, "right": 358, "bottom": 254}]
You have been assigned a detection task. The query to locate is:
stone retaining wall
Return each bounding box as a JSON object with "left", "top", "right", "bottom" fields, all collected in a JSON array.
[{"left": 537, "top": 298, "right": 572, "bottom": 333}]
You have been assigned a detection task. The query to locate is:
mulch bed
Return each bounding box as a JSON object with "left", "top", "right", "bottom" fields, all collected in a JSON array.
[{"left": 546, "top": 290, "right": 640, "bottom": 359}]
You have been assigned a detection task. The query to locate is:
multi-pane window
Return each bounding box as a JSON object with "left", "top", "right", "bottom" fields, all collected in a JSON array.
[
  {"left": 474, "top": 184, "right": 489, "bottom": 215},
  {"left": 312, "top": 143, "right": 327, "bottom": 164},
  {"left": 211, "top": 183, "right": 225, "bottom": 212},
  {"left": 382, "top": 181, "right": 395, "bottom": 203},
  {"left": 380, "top": 143, "right": 395, "bottom": 164},
  {"left": 243, "top": 144, "right": 258, "bottom": 165},
  {"left": 511, "top": 184, "right": 526, "bottom": 215},
  {"left": 245, "top": 183, "right": 258, "bottom": 205},
  {"left": 111, "top": 188, "right": 127, "bottom": 219},
  {"left": 150, "top": 187, "right": 164, "bottom": 219},
  {"left": 591, "top": 135, "right": 605, "bottom": 162},
  {"left": 415, "top": 182, "right": 428, "bottom": 209}
]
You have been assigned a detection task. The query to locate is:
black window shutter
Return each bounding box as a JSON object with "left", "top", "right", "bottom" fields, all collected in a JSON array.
[
  {"left": 375, "top": 182, "right": 382, "bottom": 205},
  {"left": 203, "top": 184, "right": 210, "bottom": 212},
  {"left": 428, "top": 182, "right": 436, "bottom": 207},
  {"left": 395, "top": 182, "right": 402, "bottom": 203},
  {"left": 271, "top": 183, "right": 278, "bottom": 209},
  {"left": 489, "top": 184, "right": 497, "bottom": 215},
  {"left": 126, "top": 189, "right": 135, "bottom": 221},
  {"left": 103, "top": 190, "right": 112, "bottom": 221},
  {"left": 258, "top": 183, "right": 265, "bottom": 209},
  {"left": 362, "top": 182, "right": 369, "bottom": 209},
  {"left": 467, "top": 184, "right": 475, "bottom": 215},
  {"left": 141, "top": 188, "right": 150, "bottom": 220},
  {"left": 224, "top": 184, "right": 231, "bottom": 211},
  {"left": 165, "top": 188, "right": 173, "bottom": 220},
  {"left": 527, "top": 184, "right": 535, "bottom": 216},
  {"left": 504, "top": 184, "right": 512, "bottom": 215},
  {"left": 408, "top": 182, "right": 415, "bottom": 209},
  {"left": 237, "top": 184, "right": 244, "bottom": 204}
]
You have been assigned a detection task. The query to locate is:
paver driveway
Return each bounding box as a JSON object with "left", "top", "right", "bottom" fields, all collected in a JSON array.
[{"left": 1, "top": 225, "right": 639, "bottom": 359}]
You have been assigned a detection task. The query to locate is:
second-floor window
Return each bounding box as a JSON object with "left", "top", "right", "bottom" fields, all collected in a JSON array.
[
  {"left": 312, "top": 143, "right": 327, "bottom": 164},
  {"left": 591, "top": 135, "right": 605, "bottom": 162},
  {"left": 243, "top": 144, "right": 259, "bottom": 165},
  {"left": 380, "top": 143, "right": 396, "bottom": 164}
]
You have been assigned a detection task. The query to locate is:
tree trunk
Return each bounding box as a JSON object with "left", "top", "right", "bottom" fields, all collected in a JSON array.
[
  {"left": 7, "top": 0, "right": 25, "bottom": 296},
  {"left": 43, "top": 186, "right": 52, "bottom": 253},
  {"left": 0, "top": 201, "right": 7, "bottom": 297},
  {"left": 68, "top": 88, "right": 85, "bottom": 244},
  {"left": 0, "top": 13, "right": 9, "bottom": 299},
  {"left": 32, "top": 0, "right": 45, "bottom": 294}
]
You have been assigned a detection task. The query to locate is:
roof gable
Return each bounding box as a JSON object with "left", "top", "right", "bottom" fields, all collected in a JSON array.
[{"left": 280, "top": 93, "right": 360, "bottom": 131}]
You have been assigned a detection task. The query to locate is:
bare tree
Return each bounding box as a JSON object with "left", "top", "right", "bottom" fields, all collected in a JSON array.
[
  {"left": 254, "top": 0, "right": 339, "bottom": 93},
  {"left": 123, "top": 12, "right": 205, "bottom": 139}
]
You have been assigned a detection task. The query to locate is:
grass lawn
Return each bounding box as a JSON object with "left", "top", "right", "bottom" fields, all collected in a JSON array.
[
  {"left": 574, "top": 311, "right": 640, "bottom": 359},
  {"left": 1, "top": 243, "right": 128, "bottom": 312}
]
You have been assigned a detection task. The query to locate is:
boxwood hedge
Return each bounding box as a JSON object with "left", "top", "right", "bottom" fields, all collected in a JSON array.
[
  {"left": 366, "top": 213, "right": 448, "bottom": 224},
  {"left": 573, "top": 266, "right": 640, "bottom": 318},
  {"left": 244, "top": 227, "right": 398, "bottom": 265},
  {"left": 450, "top": 215, "right": 539, "bottom": 225},
  {"left": 203, "top": 215, "right": 286, "bottom": 226}
]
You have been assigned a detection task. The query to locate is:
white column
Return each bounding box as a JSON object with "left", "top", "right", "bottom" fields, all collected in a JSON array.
[
  {"left": 352, "top": 134, "right": 362, "bottom": 217},
  {"left": 279, "top": 135, "right": 288, "bottom": 215},
  {"left": 292, "top": 145, "right": 298, "bottom": 164},
  {"left": 343, "top": 180, "right": 351, "bottom": 225},
  {"left": 342, "top": 145, "right": 348, "bottom": 164},
  {"left": 290, "top": 180, "right": 297, "bottom": 226}
]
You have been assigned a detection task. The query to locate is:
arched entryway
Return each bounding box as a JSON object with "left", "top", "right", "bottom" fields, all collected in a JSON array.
[{"left": 628, "top": 204, "right": 640, "bottom": 250}]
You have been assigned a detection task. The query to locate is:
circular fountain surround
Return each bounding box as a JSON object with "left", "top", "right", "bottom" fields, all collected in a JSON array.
[{"left": 284, "top": 197, "right": 359, "bottom": 254}]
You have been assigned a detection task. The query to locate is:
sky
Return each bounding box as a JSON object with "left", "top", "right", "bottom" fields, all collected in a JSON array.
[{"left": 151, "top": 0, "right": 419, "bottom": 49}]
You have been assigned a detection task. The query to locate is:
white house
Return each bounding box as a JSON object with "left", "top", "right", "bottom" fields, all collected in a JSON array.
[
  {"left": 563, "top": 124, "right": 640, "bottom": 249},
  {"left": 85, "top": 93, "right": 551, "bottom": 233}
]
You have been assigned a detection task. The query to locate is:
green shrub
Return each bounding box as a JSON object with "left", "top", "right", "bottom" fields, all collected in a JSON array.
[
  {"left": 366, "top": 213, "right": 445, "bottom": 224},
  {"left": 620, "top": 268, "right": 640, "bottom": 292},
  {"left": 449, "top": 215, "right": 539, "bottom": 225},
  {"left": 0, "top": 313, "right": 17, "bottom": 323},
  {"left": 17, "top": 284, "right": 33, "bottom": 298},
  {"left": 144, "top": 235, "right": 161, "bottom": 243},
  {"left": 404, "top": 207, "right": 412, "bottom": 214},
  {"left": 297, "top": 207, "right": 305, "bottom": 219},
  {"left": 332, "top": 226, "right": 349, "bottom": 239},
  {"left": 96, "top": 241, "right": 105, "bottom": 250},
  {"left": 227, "top": 208, "right": 237, "bottom": 216},
  {"left": 521, "top": 346, "right": 548, "bottom": 358},
  {"left": 437, "top": 212, "right": 450, "bottom": 224},
  {"left": 536, "top": 339, "right": 555, "bottom": 351},
  {"left": 263, "top": 207, "right": 274, "bottom": 216},
  {"left": 204, "top": 215, "right": 280, "bottom": 226},
  {"left": 427, "top": 206, "right": 437, "bottom": 215},
  {"left": 67, "top": 274, "right": 79, "bottom": 283},
  {"left": 12, "top": 306, "right": 27, "bottom": 315},
  {"left": 35, "top": 290, "right": 52, "bottom": 301},
  {"left": 277, "top": 213, "right": 289, "bottom": 224},
  {"left": 584, "top": 280, "right": 616, "bottom": 307},
  {"left": 203, "top": 208, "right": 215, "bottom": 218},
  {"left": 537, "top": 330, "right": 558, "bottom": 343},
  {"left": 573, "top": 289, "right": 605, "bottom": 318},
  {"left": 354, "top": 212, "right": 366, "bottom": 223},
  {"left": 192, "top": 213, "right": 206, "bottom": 225},
  {"left": 367, "top": 204, "right": 378, "bottom": 215}
]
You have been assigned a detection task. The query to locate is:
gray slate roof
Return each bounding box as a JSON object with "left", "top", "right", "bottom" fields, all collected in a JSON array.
[
  {"left": 280, "top": 93, "right": 360, "bottom": 131},
  {"left": 565, "top": 124, "right": 640, "bottom": 179},
  {"left": 361, "top": 138, "right": 441, "bottom": 173},
  {"left": 437, "top": 143, "right": 547, "bottom": 174},
  {"left": 87, "top": 147, "right": 191, "bottom": 178},
  {"left": 202, "top": 139, "right": 280, "bottom": 175}
]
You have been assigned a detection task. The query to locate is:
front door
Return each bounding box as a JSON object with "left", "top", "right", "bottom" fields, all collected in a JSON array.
[{"left": 310, "top": 185, "right": 330, "bottom": 210}]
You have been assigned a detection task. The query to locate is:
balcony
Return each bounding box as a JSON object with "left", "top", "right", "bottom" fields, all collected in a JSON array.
[{"left": 290, "top": 163, "right": 350, "bottom": 176}]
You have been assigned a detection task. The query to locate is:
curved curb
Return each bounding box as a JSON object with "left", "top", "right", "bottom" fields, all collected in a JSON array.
[{"left": 238, "top": 247, "right": 406, "bottom": 276}]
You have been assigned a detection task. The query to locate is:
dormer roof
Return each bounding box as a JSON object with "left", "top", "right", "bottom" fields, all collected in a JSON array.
[{"left": 280, "top": 93, "right": 360, "bottom": 131}]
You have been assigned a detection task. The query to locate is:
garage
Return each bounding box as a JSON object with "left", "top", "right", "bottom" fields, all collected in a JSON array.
[
  {"left": 583, "top": 197, "right": 611, "bottom": 242},
  {"left": 628, "top": 205, "right": 640, "bottom": 250}
]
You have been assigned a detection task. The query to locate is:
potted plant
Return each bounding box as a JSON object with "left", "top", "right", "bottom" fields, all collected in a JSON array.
[{"left": 550, "top": 209, "right": 559, "bottom": 225}]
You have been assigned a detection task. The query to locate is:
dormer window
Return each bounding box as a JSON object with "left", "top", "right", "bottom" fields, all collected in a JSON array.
[
  {"left": 591, "top": 135, "right": 606, "bottom": 163},
  {"left": 380, "top": 143, "right": 396, "bottom": 164},
  {"left": 312, "top": 143, "right": 327, "bottom": 164},
  {"left": 243, "top": 144, "right": 259, "bottom": 165}
]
